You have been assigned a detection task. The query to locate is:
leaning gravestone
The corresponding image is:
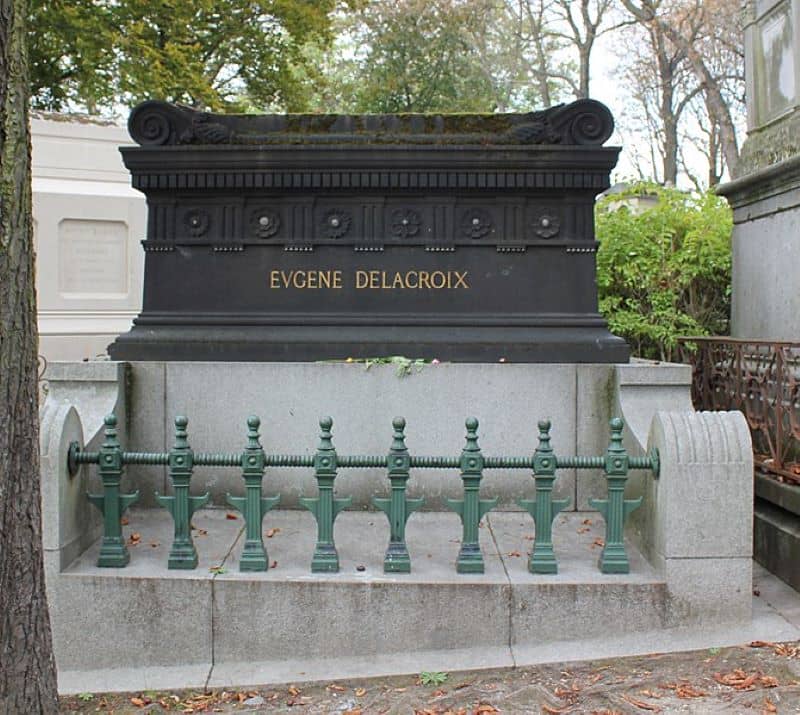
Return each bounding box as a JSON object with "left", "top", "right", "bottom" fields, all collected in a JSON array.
[{"left": 108, "top": 98, "right": 628, "bottom": 362}]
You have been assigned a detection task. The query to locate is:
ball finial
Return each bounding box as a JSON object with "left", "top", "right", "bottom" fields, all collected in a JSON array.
[
  {"left": 175, "top": 415, "right": 188, "bottom": 429},
  {"left": 319, "top": 416, "right": 333, "bottom": 430},
  {"left": 465, "top": 416, "right": 479, "bottom": 431},
  {"left": 538, "top": 419, "right": 551, "bottom": 432},
  {"left": 610, "top": 417, "right": 624, "bottom": 432},
  {"left": 247, "top": 415, "right": 260, "bottom": 430},
  {"left": 392, "top": 416, "right": 406, "bottom": 430},
  {"left": 104, "top": 414, "right": 117, "bottom": 427}
]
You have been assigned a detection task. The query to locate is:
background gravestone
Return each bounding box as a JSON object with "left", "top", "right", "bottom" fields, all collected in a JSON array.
[{"left": 720, "top": 0, "right": 800, "bottom": 339}]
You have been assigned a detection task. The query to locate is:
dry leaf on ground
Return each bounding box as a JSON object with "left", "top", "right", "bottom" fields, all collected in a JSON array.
[{"left": 621, "top": 693, "right": 662, "bottom": 712}]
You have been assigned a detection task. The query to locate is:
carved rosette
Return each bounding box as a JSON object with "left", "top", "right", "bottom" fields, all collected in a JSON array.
[
  {"left": 531, "top": 210, "right": 560, "bottom": 239},
  {"left": 183, "top": 209, "right": 210, "bottom": 237},
  {"left": 390, "top": 209, "right": 422, "bottom": 239},
  {"left": 322, "top": 209, "right": 351, "bottom": 239},
  {"left": 250, "top": 209, "right": 281, "bottom": 239},
  {"left": 460, "top": 209, "right": 492, "bottom": 239}
]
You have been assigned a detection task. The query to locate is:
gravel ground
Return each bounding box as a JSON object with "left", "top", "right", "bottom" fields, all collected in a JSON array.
[{"left": 59, "top": 641, "right": 800, "bottom": 714}]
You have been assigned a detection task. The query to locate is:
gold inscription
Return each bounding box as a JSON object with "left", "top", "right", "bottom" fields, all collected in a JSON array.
[
  {"left": 270, "top": 269, "right": 469, "bottom": 290},
  {"left": 354, "top": 270, "right": 469, "bottom": 290},
  {"left": 270, "top": 270, "right": 343, "bottom": 289}
]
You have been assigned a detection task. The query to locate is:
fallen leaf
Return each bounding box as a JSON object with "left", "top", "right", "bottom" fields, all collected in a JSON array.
[
  {"left": 130, "top": 696, "right": 146, "bottom": 707},
  {"left": 577, "top": 527, "right": 591, "bottom": 534},
  {"left": 474, "top": 706, "right": 499, "bottom": 714},
  {"left": 454, "top": 681, "right": 472, "bottom": 690},
  {"left": 621, "top": 694, "right": 661, "bottom": 712},
  {"left": 507, "top": 550, "right": 522, "bottom": 557},
  {"left": 774, "top": 643, "right": 799, "bottom": 657},
  {"left": 761, "top": 675, "right": 779, "bottom": 688},
  {"left": 542, "top": 704, "right": 569, "bottom": 714},
  {"left": 149, "top": 541, "right": 159, "bottom": 548},
  {"left": 676, "top": 684, "right": 706, "bottom": 698},
  {"left": 120, "top": 517, "right": 129, "bottom": 526},
  {"left": 638, "top": 690, "right": 661, "bottom": 699},
  {"left": 327, "top": 684, "right": 346, "bottom": 692},
  {"left": 226, "top": 513, "right": 238, "bottom": 520},
  {"left": 343, "top": 710, "right": 362, "bottom": 715},
  {"left": 592, "top": 537, "right": 605, "bottom": 547},
  {"left": 763, "top": 696, "right": 778, "bottom": 713},
  {"left": 354, "top": 687, "right": 366, "bottom": 697},
  {"left": 431, "top": 688, "right": 447, "bottom": 697},
  {"left": 288, "top": 686, "right": 300, "bottom": 696},
  {"left": 266, "top": 527, "right": 280, "bottom": 538},
  {"left": 127, "top": 532, "right": 141, "bottom": 546},
  {"left": 713, "top": 669, "right": 764, "bottom": 690},
  {"left": 197, "top": 529, "right": 208, "bottom": 536},
  {"left": 750, "top": 641, "right": 775, "bottom": 648},
  {"left": 271, "top": 560, "right": 278, "bottom": 569},
  {"left": 582, "top": 518, "right": 592, "bottom": 525}
]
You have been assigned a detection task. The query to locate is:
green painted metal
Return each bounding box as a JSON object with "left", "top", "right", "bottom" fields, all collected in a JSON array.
[
  {"left": 589, "top": 417, "right": 642, "bottom": 574},
  {"left": 75, "top": 412, "right": 660, "bottom": 575},
  {"left": 373, "top": 417, "right": 425, "bottom": 573},
  {"left": 518, "top": 420, "right": 570, "bottom": 574},
  {"left": 86, "top": 415, "right": 140, "bottom": 567},
  {"left": 446, "top": 418, "right": 497, "bottom": 574},
  {"left": 226, "top": 416, "right": 281, "bottom": 572},
  {"left": 299, "top": 417, "right": 352, "bottom": 572},
  {"left": 155, "top": 416, "right": 210, "bottom": 569}
]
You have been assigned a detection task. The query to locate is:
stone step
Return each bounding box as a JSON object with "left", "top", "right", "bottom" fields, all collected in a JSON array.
[{"left": 51, "top": 509, "right": 666, "bottom": 682}]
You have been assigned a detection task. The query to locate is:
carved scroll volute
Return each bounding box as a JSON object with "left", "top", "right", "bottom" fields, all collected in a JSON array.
[
  {"left": 550, "top": 99, "right": 614, "bottom": 145},
  {"left": 128, "top": 101, "right": 234, "bottom": 146}
]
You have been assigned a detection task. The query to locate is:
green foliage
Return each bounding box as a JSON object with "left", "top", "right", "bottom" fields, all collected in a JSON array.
[
  {"left": 596, "top": 182, "right": 732, "bottom": 361},
  {"left": 419, "top": 671, "right": 448, "bottom": 685},
  {"left": 314, "top": 0, "right": 501, "bottom": 113},
  {"left": 28, "top": 0, "right": 342, "bottom": 113},
  {"left": 77, "top": 693, "right": 94, "bottom": 702}
]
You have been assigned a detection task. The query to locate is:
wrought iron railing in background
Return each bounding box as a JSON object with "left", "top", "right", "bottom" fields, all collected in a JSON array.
[
  {"left": 680, "top": 337, "right": 800, "bottom": 483},
  {"left": 67, "top": 414, "right": 659, "bottom": 577}
]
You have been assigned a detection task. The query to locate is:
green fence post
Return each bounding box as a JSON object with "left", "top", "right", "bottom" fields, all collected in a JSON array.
[
  {"left": 373, "top": 417, "right": 425, "bottom": 573},
  {"left": 589, "top": 417, "right": 642, "bottom": 574},
  {"left": 446, "top": 417, "right": 497, "bottom": 574},
  {"left": 300, "top": 417, "right": 352, "bottom": 572},
  {"left": 226, "top": 416, "right": 281, "bottom": 572},
  {"left": 87, "top": 414, "right": 139, "bottom": 567},
  {"left": 518, "top": 419, "right": 570, "bottom": 574},
  {"left": 156, "top": 416, "right": 210, "bottom": 569}
]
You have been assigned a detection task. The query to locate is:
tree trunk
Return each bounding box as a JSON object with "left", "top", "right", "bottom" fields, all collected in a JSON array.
[{"left": 0, "top": 0, "right": 60, "bottom": 711}]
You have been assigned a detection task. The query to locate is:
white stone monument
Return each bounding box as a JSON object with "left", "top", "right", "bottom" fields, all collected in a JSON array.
[
  {"left": 719, "top": 0, "right": 800, "bottom": 339},
  {"left": 32, "top": 116, "right": 145, "bottom": 361}
]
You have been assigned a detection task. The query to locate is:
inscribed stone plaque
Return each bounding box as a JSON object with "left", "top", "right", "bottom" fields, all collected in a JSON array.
[
  {"left": 59, "top": 219, "right": 128, "bottom": 295},
  {"left": 755, "top": 2, "right": 796, "bottom": 124}
]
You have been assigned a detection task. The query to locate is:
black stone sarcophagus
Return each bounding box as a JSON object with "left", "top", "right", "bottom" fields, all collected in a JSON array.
[{"left": 108, "top": 99, "right": 628, "bottom": 362}]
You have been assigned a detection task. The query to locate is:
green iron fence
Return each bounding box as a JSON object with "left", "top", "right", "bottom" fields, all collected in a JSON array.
[{"left": 67, "top": 414, "right": 659, "bottom": 576}]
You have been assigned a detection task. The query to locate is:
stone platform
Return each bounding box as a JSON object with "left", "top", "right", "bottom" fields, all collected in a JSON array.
[
  {"left": 40, "top": 359, "right": 758, "bottom": 694},
  {"left": 54, "top": 508, "right": 665, "bottom": 693}
]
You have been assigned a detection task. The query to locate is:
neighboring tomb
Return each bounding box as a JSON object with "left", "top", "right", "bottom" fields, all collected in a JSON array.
[{"left": 108, "top": 99, "right": 628, "bottom": 362}]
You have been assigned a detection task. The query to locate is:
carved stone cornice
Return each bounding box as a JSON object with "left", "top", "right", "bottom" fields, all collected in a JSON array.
[{"left": 128, "top": 98, "right": 615, "bottom": 147}]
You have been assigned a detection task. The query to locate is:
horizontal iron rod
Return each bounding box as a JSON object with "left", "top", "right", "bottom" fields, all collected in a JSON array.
[{"left": 73, "top": 448, "right": 656, "bottom": 471}]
